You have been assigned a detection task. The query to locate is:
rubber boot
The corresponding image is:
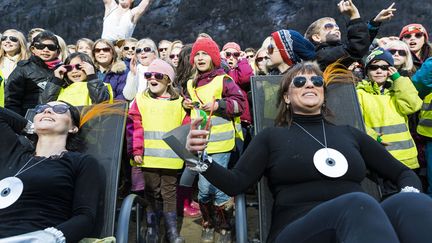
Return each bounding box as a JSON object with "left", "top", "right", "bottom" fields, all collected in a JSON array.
[
  {"left": 200, "top": 201, "right": 215, "bottom": 243},
  {"left": 177, "top": 185, "right": 201, "bottom": 217},
  {"left": 184, "top": 198, "right": 202, "bottom": 218},
  {"left": 214, "top": 202, "right": 234, "bottom": 243},
  {"left": 145, "top": 211, "right": 160, "bottom": 243},
  {"left": 163, "top": 211, "right": 185, "bottom": 243}
]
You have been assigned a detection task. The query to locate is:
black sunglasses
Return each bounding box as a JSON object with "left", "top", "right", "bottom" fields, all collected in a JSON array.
[
  {"left": 292, "top": 76, "right": 324, "bottom": 88},
  {"left": 324, "top": 23, "right": 339, "bottom": 30},
  {"left": 388, "top": 49, "right": 407, "bottom": 57},
  {"left": 169, "top": 54, "right": 179, "bottom": 59},
  {"left": 35, "top": 104, "right": 70, "bottom": 114},
  {"left": 256, "top": 56, "right": 269, "bottom": 63},
  {"left": 246, "top": 55, "right": 255, "bottom": 59},
  {"left": 158, "top": 47, "right": 168, "bottom": 52},
  {"left": 402, "top": 33, "right": 424, "bottom": 39},
  {"left": 123, "top": 46, "right": 135, "bottom": 51},
  {"left": 144, "top": 72, "right": 165, "bottom": 80},
  {"left": 94, "top": 47, "right": 111, "bottom": 53},
  {"left": 136, "top": 47, "right": 153, "bottom": 54},
  {"left": 1, "top": 36, "right": 19, "bottom": 43},
  {"left": 63, "top": 64, "right": 82, "bottom": 72},
  {"left": 33, "top": 43, "right": 58, "bottom": 51},
  {"left": 368, "top": 64, "right": 390, "bottom": 71},
  {"left": 225, "top": 52, "right": 240, "bottom": 58}
]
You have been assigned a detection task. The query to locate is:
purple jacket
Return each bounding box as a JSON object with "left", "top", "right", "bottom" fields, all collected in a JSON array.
[{"left": 100, "top": 60, "right": 128, "bottom": 100}]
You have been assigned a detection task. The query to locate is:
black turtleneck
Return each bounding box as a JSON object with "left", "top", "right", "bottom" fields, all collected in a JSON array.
[{"left": 202, "top": 114, "right": 421, "bottom": 242}]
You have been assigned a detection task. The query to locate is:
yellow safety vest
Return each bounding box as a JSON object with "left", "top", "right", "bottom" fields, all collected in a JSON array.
[
  {"left": 187, "top": 74, "right": 241, "bottom": 154},
  {"left": 417, "top": 93, "right": 432, "bottom": 138},
  {"left": 57, "top": 82, "right": 113, "bottom": 106},
  {"left": 133, "top": 91, "right": 185, "bottom": 169},
  {"left": 0, "top": 71, "right": 4, "bottom": 107}
]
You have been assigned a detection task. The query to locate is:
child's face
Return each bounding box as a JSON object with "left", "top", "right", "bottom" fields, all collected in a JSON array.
[
  {"left": 367, "top": 60, "right": 390, "bottom": 86},
  {"left": 66, "top": 57, "right": 86, "bottom": 83},
  {"left": 77, "top": 42, "right": 92, "bottom": 57},
  {"left": 387, "top": 44, "right": 407, "bottom": 68},
  {"left": 315, "top": 20, "right": 341, "bottom": 43},
  {"left": 401, "top": 32, "right": 425, "bottom": 53},
  {"left": 194, "top": 51, "right": 212, "bottom": 72},
  {"left": 147, "top": 72, "right": 170, "bottom": 97},
  {"left": 224, "top": 48, "right": 240, "bottom": 69}
]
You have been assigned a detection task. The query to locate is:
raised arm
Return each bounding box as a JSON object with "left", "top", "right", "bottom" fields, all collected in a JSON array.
[
  {"left": 103, "top": 0, "right": 117, "bottom": 17},
  {"left": 131, "top": 0, "right": 153, "bottom": 24},
  {"left": 0, "top": 107, "right": 30, "bottom": 161}
]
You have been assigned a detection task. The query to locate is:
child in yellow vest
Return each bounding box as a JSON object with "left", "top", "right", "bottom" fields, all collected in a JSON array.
[
  {"left": 127, "top": 59, "right": 186, "bottom": 243},
  {"left": 41, "top": 52, "right": 112, "bottom": 106},
  {"left": 0, "top": 71, "right": 4, "bottom": 107}
]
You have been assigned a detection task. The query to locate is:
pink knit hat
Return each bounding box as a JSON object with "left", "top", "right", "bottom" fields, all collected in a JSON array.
[
  {"left": 222, "top": 42, "right": 241, "bottom": 52},
  {"left": 147, "top": 59, "right": 175, "bottom": 82}
]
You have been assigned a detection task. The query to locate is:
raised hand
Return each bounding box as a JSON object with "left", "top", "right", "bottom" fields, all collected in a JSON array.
[
  {"left": 337, "top": 0, "right": 360, "bottom": 20},
  {"left": 373, "top": 3, "right": 396, "bottom": 23}
]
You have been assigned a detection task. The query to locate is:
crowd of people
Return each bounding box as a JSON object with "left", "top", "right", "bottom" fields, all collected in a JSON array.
[{"left": 2, "top": 0, "right": 432, "bottom": 242}]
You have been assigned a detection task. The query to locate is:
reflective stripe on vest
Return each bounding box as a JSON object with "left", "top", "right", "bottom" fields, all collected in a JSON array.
[
  {"left": 372, "top": 123, "right": 408, "bottom": 135},
  {"left": 418, "top": 94, "right": 432, "bottom": 138},
  {"left": 187, "top": 75, "right": 236, "bottom": 153},
  {"left": 135, "top": 92, "right": 185, "bottom": 169},
  {"left": 57, "top": 82, "right": 114, "bottom": 106}
]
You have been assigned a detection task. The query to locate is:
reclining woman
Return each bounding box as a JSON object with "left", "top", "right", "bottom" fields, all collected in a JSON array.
[
  {"left": 186, "top": 61, "right": 432, "bottom": 243},
  {"left": 0, "top": 101, "right": 101, "bottom": 243}
]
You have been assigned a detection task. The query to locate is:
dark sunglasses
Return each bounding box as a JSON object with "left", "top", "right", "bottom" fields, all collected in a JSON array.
[
  {"left": 1, "top": 35, "right": 19, "bottom": 43},
  {"left": 169, "top": 54, "right": 179, "bottom": 59},
  {"left": 402, "top": 33, "right": 424, "bottom": 39},
  {"left": 94, "top": 47, "right": 111, "bottom": 53},
  {"left": 123, "top": 46, "right": 135, "bottom": 51},
  {"left": 64, "top": 63, "right": 82, "bottom": 72},
  {"left": 158, "top": 47, "right": 168, "bottom": 52},
  {"left": 267, "top": 44, "right": 284, "bottom": 55},
  {"left": 292, "top": 76, "right": 324, "bottom": 88},
  {"left": 33, "top": 43, "right": 58, "bottom": 51},
  {"left": 388, "top": 49, "right": 407, "bottom": 56},
  {"left": 324, "top": 23, "right": 339, "bottom": 30},
  {"left": 225, "top": 52, "right": 240, "bottom": 58},
  {"left": 35, "top": 104, "right": 70, "bottom": 114},
  {"left": 136, "top": 47, "right": 153, "bottom": 54},
  {"left": 144, "top": 72, "right": 165, "bottom": 80},
  {"left": 368, "top": 64, "right": 390, "bottom": 71},
  {"left": 246, "top": 55, "right": 255, "bottom": 59},
  {"left": 256, "top": 56, "right": 269, "bottom": 63}
]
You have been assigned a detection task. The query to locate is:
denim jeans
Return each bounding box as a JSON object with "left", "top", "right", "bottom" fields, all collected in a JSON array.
[{"left": 198, "top": 152, "right": 231, "bottom": 205}]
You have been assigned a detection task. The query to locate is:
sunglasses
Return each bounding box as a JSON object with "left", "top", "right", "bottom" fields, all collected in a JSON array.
[
  {"left": 292, "top": 76, "right": 324, "bottom": 88},
  {"left": 225, "top": 52, "right": 240, "bottom": 58},
  {"left": 123, "top": 46, "right": 135, "bottom": 51},
  {"left": 256, "top": 56, "right": 269, "bottom": 63},
  {"left": 144, "top": 72, "right": 165, "bottom": 80},
  {"left": 158, "top": 47, "right": 168, "bottom": 52},
  {"left": 368, "top": 64, "right": 390, "bottom": 71},
  {"left": 324, "top": 23, "right": 339, "bottom": 30},
  {"left": 35, "top": 104, "right": 70, "bottom": 114},
  {"left": 267, "top": 44, "right": 284, "bottom": 55},
  {"left": 64, "top": 63, "right": 82, "bottom": 72},
  {"left": 246, "top": 55, "right": 255, "bottom": 59},
  {"left": 388, "top": 49, "right": 407, "bottom": 56},
  {"left": 169, "top": 54, "right": 179, "bottom": 59},
  {"left": 136, "top": 47, "right": 153, "bottom": 54},
  {"left": 402, "top": 33, "right": 424, "bottom": 39},
  {"left": 94, "top": 47, "right": 111, "bottom": 53},
  {"left": 33, "top": 43, "right": 58, "bottom": 51},
  {"left": 1, "top": 35, "right": 19, "bottom": 43}
]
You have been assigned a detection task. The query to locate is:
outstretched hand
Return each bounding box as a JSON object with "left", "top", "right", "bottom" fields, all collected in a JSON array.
[
  {"left": 186, "top": 118, "right": 209, "bottom": 153},
  {"left": 373, "top": 3, "right": 396, "bottom": 23},
  {"left": 337, "top": 0, "right": 360, "bottom": 20}
]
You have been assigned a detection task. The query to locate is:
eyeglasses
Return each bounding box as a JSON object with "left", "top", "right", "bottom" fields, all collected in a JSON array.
[
  {"left": 225, "top": 52, "right": 240, "bottom": 58},
  {"left": 388, "top": 49, "right": 407, "bottom": 56},
  {"left": 256, "top": 56, "right": 269, "bottom": 63},
  {"left": 144, "top": 72, "right": 165, "bottom": 80},
  {"left": 402, "top": 33, "right": 424, "bottom": 39},
  {"left": 136, "top": 47, "right": 153, "bottom": 54},
  {"left": 94, "top": 47, "right": 111, "bottom": 53},
  {"left": 368, "top": 64, "right": 390, "bottom": 71},
  {"left": 169, "top": 54, "right": 179, "bottom": 59},
  {"left": 292, "top": 76, "right": 324, "bottom": 88},
  {"left": 33, "top": 43, "right": 58, "bottom": 51},
  {"left": 35, "top": 104, "right": 70, "bottom": 114},
  {"left": 63, "top": 63, "right": 82, "bottom": 72},
  {"left": 123, "top": 46, "right": 135, "bottom": 51},
  {"left": 1, "top": 36, "right": 19, "bottom": 43},
  {"left": 323, "top": 23, "right": 339, "bottom": 30},
  {"left": 158, "top": 47, "right": 168, "bottom": 52}
]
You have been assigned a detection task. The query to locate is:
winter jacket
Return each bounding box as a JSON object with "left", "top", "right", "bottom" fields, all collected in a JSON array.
[
  {"left": 5, "top": 55, "right": 54, "bottom": 116},
  {"left": 98, "top": 60, "right": 128, "bottom": 100},
  {"left": 315, "top": 18, "right": 370, "bottom": 70},
  {"left": 412, "top": 57, "right": 432, "bottom": 99}
]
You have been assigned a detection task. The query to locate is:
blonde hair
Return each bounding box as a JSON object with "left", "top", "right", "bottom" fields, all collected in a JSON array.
[
  {"left": 0, "top": 29, "right": 29, "bottom": 62},
  {"left": 56, "top": 35, "right": 69, "bottom": 62},
  {"left": 76, "top": 38, "right": 94, "bottom": 50},
  {"left": 137, "top": 38, "right": 159, "bottom": 57},
  {"left": 27, "top": 27, "right": 45, "bottom": 43},
  {"left": 253, "top": 47, "right": 269, "bottom": 75},
  {"left": 383, "top": 40, "right": 415, "bottom": 73},
  {"left": 304, "top": 17, "right": 335, "bottom": 43}
]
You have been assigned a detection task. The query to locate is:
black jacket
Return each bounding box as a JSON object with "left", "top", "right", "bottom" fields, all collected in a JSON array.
[
  {"left": 5, "top": 55, "right": 54, "bottom": 116},
  {"left": 41, "top": 74, "right": 111, "bottom": 105},
  {"left": 315, "top": 18, "right": 370, "bottom": 70}
]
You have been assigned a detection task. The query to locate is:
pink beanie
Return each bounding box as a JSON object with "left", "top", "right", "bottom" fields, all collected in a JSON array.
[
  {"left": 222, "top": 42, "right": 241, "bottom": 52},
  {"left": 147, "top": 59, "right": 175, "bottom": 82}
]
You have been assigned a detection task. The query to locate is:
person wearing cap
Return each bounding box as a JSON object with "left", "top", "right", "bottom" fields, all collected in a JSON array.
[
  {"left": 400, "top": 23, "right": 432, "bottom": 69},
  {"left": 183, "top": 37, "right": 245, "bottom": 243},
  {"left": 304, "top": 0, "right": 369, "bottom": 70},
  {"left": 127, "top": 58, "right": 186, "bottom": 243},
  {"left": 267, "top": 29, "right": 316, "bottom": 75},
  {"left": 356, "top": 48, "right": 422, "bottom": 170}
]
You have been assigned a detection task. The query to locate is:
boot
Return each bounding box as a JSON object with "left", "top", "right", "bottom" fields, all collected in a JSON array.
[
  {"left": 145, "top": 211, "right": 160, "bottom": 243},
  {"left": 184, "top": 198, "right": 202, "bottom": 218},
  {"left": 214, "top": 202, "right": 234, "bottom": 243},
  {"left": 163, "top": 211, "right": 185, "bottom": 243},
  {"left": 200, "top": 201, "right": 215, "bottom": 243}
]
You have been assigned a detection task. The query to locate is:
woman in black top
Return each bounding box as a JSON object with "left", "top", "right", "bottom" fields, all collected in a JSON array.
[
  {"left": 0, "top": 101, "right": 100, "bottom": 243},
  {"left": 186, "top": 62, "right": 432, "bottom": 243}
]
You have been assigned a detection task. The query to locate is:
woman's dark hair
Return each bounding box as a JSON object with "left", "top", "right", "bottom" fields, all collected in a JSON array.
[
  {"left": 61, "top": 100, "right": 86, "bottom": 152},
  {"left": 63, "top": 52, "right": 96, "bottom": 86},
  {"left": 174, "top": 44, "right": 193, "bottom": 93},
  {"left": 31, "top": 30, "right": 60, "bottom": 52},
  {"left": 275, "top": 61, "right": 329, "bottom": 127}
]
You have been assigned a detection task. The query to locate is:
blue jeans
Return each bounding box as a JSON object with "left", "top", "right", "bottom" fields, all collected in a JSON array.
[{"left": 198, "top": 152, "right": 231, "bottom": 205}]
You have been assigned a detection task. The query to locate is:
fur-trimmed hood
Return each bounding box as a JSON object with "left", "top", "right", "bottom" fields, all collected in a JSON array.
[{"left": 109, "top": 59, "right": 127, "bottom": 74}]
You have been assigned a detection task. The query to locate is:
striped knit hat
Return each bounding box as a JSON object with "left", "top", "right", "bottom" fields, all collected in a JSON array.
[{"left": 271, "top": 29, "right": 316, "bottom": 66}]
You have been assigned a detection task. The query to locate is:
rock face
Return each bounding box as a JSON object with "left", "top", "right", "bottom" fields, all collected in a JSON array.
[{"left": 1, "top": 0, "right": 431, "bottom": 48}]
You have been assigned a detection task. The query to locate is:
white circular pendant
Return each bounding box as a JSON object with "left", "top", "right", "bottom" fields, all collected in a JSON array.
[
  {"left": 0, "top": 177, "right": 24, "bottom": 209},
  {"left": 313, "top": 148, "right": 348, "bottom": 178}
]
